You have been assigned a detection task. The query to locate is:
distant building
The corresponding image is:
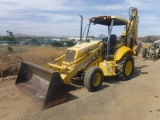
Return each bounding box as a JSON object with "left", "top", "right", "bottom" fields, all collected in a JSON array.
[
  {"left": 21, "top": 38, "right": 67, "bottom": 46},
  {"left": 0, "top": 40, "right": 9, "bottom": 45},
  {"left": 0, "top": 40, "right": 9, "bottom": 46},
  {"left": 68, "top": 37, "right": 92, "bottom": 44},
  {"left": 68, "top": 37, "right": 85, "bottom": 42}
]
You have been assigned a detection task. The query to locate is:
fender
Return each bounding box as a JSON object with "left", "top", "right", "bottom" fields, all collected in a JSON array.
[{"left": 114, "top": 46, "right": 134, "bottom": 61}]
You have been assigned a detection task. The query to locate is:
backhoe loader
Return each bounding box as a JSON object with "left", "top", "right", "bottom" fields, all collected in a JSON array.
[{"left": 16, "top": 7, "right": 141, "bottom": 109}]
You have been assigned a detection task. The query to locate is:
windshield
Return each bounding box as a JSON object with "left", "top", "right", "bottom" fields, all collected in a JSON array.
[{"left": 84, "top": 22, "right": 126, "bottom": 44}]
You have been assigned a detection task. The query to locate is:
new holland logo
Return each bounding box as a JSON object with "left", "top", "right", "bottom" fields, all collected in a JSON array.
[{"left": 69, "top": 50, "right": 72, "bottom": 53}]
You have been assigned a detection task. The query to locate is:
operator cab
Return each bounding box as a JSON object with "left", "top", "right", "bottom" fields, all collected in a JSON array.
[{"left": 85, "top": 15, "right": 128, "bottom": 59}]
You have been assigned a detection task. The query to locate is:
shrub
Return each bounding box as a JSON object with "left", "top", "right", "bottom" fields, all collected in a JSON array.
[
  {"left": 7, "top": 46, "right": 13, "bottom": 53},
  {"left": 66, "top": 40, "right": 75, "bottom": 47},
  {"left": 50, "top": 41, "right": 63, "bottom": 47}
]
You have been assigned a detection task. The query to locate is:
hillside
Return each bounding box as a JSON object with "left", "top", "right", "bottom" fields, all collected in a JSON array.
[{"left": 139, "top": 35, "right": 160, "bottom": 43}]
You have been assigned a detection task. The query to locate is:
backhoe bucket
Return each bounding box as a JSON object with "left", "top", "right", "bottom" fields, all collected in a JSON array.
[
  {"left": 15, "top": 61, "right": 68, "bottom": 109},
  {"left": 136, "top": 43, "right": 142, "bottom": 56}
]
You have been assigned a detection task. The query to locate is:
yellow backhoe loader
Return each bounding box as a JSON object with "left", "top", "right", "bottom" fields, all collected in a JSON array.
[{"left": 15, "top": 7, "right": 141, "bottom": 109}]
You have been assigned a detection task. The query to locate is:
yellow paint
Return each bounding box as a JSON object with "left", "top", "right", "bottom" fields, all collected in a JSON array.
[
  {"left": 125, "top": 61, "right": 132, "bottom": 76},
  {"left": 92, "top": 73, "right": 101, "bottom": 86},
  {"left": 99, "top": 60, "right": 117, "bottom": 76},
  {"left": 114, "top": 46, "right": 134, "bottom": 61}
]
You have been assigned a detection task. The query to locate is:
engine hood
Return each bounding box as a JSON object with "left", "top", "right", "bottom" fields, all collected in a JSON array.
[
  {"left": 73, "top": 41, "right": 101, "bottom": 51},
  {"left": 64, "top": 41, "right": 101, "bottom": 62}
]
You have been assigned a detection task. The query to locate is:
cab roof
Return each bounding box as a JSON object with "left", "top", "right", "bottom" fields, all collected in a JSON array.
[{"left": 89, "top": 16, "right": 128, "bottom": 26}]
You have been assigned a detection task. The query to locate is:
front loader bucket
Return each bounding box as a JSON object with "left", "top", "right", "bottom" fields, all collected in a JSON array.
[{"left": 15, "top": 61, "right": 68, "bottom": 109}]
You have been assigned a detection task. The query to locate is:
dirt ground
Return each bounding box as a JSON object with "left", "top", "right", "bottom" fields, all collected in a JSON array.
[{"left": 0, "top": 53, "right": 160, "bottom": 120}]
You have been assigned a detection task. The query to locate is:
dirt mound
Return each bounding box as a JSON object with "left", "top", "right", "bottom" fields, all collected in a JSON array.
[{"left": 0, "top": 53, "right": 23, "bottom": 77}]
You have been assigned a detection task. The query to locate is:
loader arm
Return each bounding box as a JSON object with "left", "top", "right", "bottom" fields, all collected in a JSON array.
[{"left": 46, "top": 42, "right": 104, "bottom": 84}]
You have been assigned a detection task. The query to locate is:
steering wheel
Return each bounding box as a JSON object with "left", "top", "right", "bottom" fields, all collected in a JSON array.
[
  {"left": 99, "top": 34, "right": 107, "bottom": 39},
  {"left": 99, "top": 34, "right": 107, "bottom": 42}
]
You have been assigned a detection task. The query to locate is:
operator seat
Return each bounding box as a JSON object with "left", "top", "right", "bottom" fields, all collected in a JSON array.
[{"left": 109, "top": 34, "right": 117, "bottom": 54}]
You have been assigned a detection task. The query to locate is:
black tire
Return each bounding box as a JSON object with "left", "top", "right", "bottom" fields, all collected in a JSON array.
[
  {"left": 142, "top": 48, "right": 147, "bottom": 58},
  {"left": 116, "top": 55, "right": 134, "bottom": 81},
  {"left": 84, "top": 66, "right": 104, "bottom": 92}
]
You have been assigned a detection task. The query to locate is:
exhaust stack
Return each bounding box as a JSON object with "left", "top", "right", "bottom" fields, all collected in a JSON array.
[{"left": 79, "top": 14, "right": 83, "bottom": 42}]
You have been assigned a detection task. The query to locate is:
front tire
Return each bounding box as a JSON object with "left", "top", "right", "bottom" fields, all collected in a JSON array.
[
  {"left": 116, "top": 55, "right": 134, "bottom": 80},
  {"left": 84, "top": 67, "right": 104, "bottom": 92}
]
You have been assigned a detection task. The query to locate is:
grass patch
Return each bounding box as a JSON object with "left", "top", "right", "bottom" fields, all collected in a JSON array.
[
  {"left": 0, "top": 45, "right": 67, "bottom": 77},
  {"left": 19, "top": 46, "right": 67, "bottom": 65}
]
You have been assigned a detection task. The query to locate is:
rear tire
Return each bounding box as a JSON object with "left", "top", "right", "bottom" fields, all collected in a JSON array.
[
  {"left": 116, "top": 55, "right": 134, "bottom": 81},
  {"left": 142, "top": 48, "right": 147, "bottom": 58},
  {"left": 84, "top": 67, "right": 104, "bottom": 92}
]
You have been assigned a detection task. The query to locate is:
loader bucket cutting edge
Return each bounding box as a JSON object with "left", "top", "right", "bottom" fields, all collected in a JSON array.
[{"left": 15, "top": 61, "right": 68, "bottom": 109}]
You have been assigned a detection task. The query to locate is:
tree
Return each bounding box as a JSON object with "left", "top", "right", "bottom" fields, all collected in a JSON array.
[
  {"left": 6, "top": 31, "right": 15, "bottom": 44},
  {"left": 50, "top": 41, "right": 63, "bottom": 47}
]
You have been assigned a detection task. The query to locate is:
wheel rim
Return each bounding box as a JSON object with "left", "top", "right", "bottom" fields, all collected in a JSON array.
[
  {"left": 92, "top": 73, "right": 101, "bottom": 86},
  {"left": 125, "top": 61, "right": 132, "bottom": 76}
]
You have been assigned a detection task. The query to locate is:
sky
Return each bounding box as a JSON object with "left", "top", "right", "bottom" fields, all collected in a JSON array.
[{"left": 0, "top": 0, "right": 160, "bottom": 37}]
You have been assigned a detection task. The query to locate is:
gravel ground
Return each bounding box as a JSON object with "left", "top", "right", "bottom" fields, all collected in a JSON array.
[{"left": 0, "top": 55, "right": 160, "bottom": 120}]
